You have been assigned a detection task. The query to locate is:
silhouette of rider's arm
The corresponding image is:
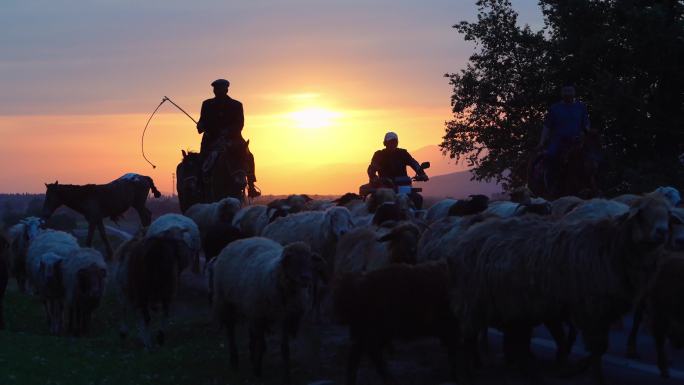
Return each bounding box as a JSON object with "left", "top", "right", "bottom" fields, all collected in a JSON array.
[
  {"left": 197, "top": 100, "right": 210, "bottom": 134},
  {"left": 367, "top": 151, "right": 382, "bottom": 180},
  {"left": 404, "top": 151, "right": 425, "bottom": 176}
]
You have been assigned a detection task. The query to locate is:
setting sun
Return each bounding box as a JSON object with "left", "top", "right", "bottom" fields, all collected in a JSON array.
[{"left": 287, "top": 107, "right": 342, "bottom": 129}]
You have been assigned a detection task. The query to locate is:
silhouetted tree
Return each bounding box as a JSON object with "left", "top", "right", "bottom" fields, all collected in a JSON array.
[{"left": 442, "top": 0, "right": 684, "bottom": 193}]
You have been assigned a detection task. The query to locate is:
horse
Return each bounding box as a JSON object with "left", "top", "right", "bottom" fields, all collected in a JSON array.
[
  {"left": 41, "top": 174, "right": 162, "bottom": 260},
  {"left": 528, "top": 132, "right": 602, "bottom": 200},
  {"left": 176, "top": 139, "right": 248, "bottom": 212},
  {"left": 176, "top": 151, "right": 204, "bottom": 213}
]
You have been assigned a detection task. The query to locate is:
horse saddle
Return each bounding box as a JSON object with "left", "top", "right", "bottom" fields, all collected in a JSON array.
[{"left": 201, "top": 137, "right": 248, "bottom": 175}]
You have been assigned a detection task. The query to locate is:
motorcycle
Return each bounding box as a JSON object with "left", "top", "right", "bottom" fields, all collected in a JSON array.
[{"left": 359, "top": 162, "right": 431, "bottom": 209}]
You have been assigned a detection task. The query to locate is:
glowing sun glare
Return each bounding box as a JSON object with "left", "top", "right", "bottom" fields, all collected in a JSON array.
[{"left": 288, "top": 108, "right": 341, "bottom": 129}]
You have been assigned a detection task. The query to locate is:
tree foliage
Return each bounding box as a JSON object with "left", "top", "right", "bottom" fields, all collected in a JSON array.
[{"left": 442, "top": 0, "right": 684, "bottom": 193}]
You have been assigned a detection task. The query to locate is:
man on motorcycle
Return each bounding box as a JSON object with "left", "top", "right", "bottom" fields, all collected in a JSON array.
[
  {"left": 365, "top": 131, "right": 429, "bottom": 208},
  {"left": 196, "top": 78, "right": 260, "bottom": 198}
]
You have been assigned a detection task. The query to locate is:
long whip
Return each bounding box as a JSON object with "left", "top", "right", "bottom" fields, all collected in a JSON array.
[{"left": 141, "top": 96, "right": 198, "bottom": 169}]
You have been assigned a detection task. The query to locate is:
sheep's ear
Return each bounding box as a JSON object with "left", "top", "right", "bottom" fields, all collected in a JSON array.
[
  {"left": 377, "top": 233, "right": 394, "bottom": 243},
  {"left": 182, "top": 150, "right": 187, "bottom": 158},
  {"left": 671, "top": 210, "right": 684, "bottom": 225}
]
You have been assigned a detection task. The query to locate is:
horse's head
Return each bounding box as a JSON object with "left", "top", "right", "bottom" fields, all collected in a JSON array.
[
  {"left": 177, "top": 150, "right": 204, "bottom": 212},
  {"left": 42, "top": 181, "right": 62, "bottom": 219}
]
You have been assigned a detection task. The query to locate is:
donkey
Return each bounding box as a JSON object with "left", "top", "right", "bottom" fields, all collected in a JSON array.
[{"left": 41, "top": 173, "right": 161, "bottom": 259}]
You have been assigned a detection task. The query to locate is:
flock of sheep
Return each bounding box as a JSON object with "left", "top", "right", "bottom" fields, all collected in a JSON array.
[{"left": 2, "top": 186, "right": 684, "bottom": 384}]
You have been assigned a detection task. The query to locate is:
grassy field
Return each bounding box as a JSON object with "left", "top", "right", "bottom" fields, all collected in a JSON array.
[{"left": 0, "top": 273, "right": 344, "bottom": 385}]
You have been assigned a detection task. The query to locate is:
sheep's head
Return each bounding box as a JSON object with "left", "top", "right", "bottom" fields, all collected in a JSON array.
[
  {"left": 76, "top": 263, "right": 107, "bottom": 308},
  {"left": 373, "top": 202, "right": 408, "bottom": 226},
  {"left": 218, "top": 197, "right": 242, "bottom": 223},
  {"left": 38, "top": 253, "right": 65, "bottom": 299},
  {"left": 368, "top": 188, "right": 396, "bottom": 213},
  {"left": 652, "top": 186, "right": 681, "bottom": 207},
  {"left": 377, "top": 222, "right": 422, "bottom": 265},
  {"left": 20, "top": 217, "right": 44, "bottom": 242},
  {"left": 326, "top": 207, "right": 354, "bottom": 239},
  {"left": 509, "top": 187, "right": 532, "bottom": 204},
  {"left": 279, "top": 242, "right": 314, "bottom": 291},
  {"left": 624, "top": 195, "right": 671, "bottom": 245},
  {"left": 668, "top": 209, "right": 684, "bottom": 251}
]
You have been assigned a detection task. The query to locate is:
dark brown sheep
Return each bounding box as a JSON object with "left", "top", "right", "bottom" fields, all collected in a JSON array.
[
  {"left": 626, "top": 254, "right": 684, "bottom": 378},
  {"left": 116, "top": 228, "right": 187, "bottom": 349},
  {"left": 448, "top": 194, "right": 671, "bottom": 383},
  {"left": 333, "top": 261, "right": 460, "bottom": 385}
]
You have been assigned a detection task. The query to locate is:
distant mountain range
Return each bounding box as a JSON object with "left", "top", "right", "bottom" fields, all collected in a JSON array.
[{"left": 410, "top": 145, "right": 501, "bottom": 198}]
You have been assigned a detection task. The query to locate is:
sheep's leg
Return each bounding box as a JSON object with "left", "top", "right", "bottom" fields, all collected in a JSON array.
[
  {"left": 86, "top": 223, "right": 96, "bottom": 246},
  {"left": 627, "top": 302, "right": 646, "bottom": 359},
  {"left": 96, "top": 221, "right": 114, "bottom": 260},
  {"left": 280, "top": 323, "right": 292, "bottom": 385},
  {"left": 225, "top": 317, "right": 239, "bottom": 370},
  {"left": 156, "top": 301, "right": 169, "bottom": 346},
  {"left": 368, "top": 342, "right": 394, "bottom": 385},
  {"left": 137, "top": 306, "right": 153, "bottom": 350},
  {"left": 478, "top": 328, "right": 490, "bottom": 357},
  {"left": 583, "top": 327, "right": 609, "bottom": 385},
  {"left": 249, "top": 324, "right": 266, "bottom": 377},
  {"left": 545, "top": 320, "right": 570, "bottom": 364},
  {"left": 653, "top": 314, "right": 670, "bottom": 378},
  {"left": 346, "top": 341, "right": 364, "bottom": 385},
  {"left": 67, "top": 307, "right": 74, "bottom": 336}
]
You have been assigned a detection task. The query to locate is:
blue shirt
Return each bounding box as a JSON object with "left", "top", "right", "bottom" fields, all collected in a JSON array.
[{"left": 544, "top": 101, "right": 589, "bottom": 156}]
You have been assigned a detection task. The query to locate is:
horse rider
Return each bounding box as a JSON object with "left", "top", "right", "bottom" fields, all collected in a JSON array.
[
  {"left": 537, "top": 84, "right": 591, "bottom": 192},
  {"left": 365, "top": 131, "right": 429, "bottom": 208},
  {"left": 196, "top": 78, "right": 260, "bottom": 198}
]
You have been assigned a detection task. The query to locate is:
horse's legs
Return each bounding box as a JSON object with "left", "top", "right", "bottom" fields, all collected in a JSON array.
[
  {"left": 133, "top": 199, "right": 152, "bottom": 227},
  {"left": 96, "top": 221, "right": 113, "bottom": 260}
]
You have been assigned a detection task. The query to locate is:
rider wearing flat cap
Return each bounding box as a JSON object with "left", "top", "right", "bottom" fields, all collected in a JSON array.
[{"left": 197, "top": 78, "right": 260, "bottom": 198}]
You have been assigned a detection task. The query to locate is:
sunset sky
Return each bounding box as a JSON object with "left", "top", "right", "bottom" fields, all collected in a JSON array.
[{"left": 0, "top": 1, "right": 542, "bottom": 194}]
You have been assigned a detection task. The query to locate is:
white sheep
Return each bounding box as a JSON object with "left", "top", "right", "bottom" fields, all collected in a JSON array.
[
  {"left": 334, "top": 222, "right": 422, "bottom": 275},
  {"left": 550, "top": 196, "right": 584, "bottom": 219},
  {"left": 231, "top": 205, "right": 286, "bottom": 237},
  {"left": 561, "top": 199, "right": 629, "bottom": 223},
  {"left": 212, "top": 237, "right": 316, "bottom": 383},
  {"left": 26, "top": 229, "right": 79, "bottom": 292},
  {"left": 426, "top": 199, "right": 458, "bottom": 223},
  {"left": 262, "top": 206, "right": 354, "bottom": 259},
  {"left": 185, "top": 197, "right": 242, "bottom": 235},
  {"left": 653, "top": 186, "right": 681, "bottom": 207},
  {"left": 61, "top": 247, "right": 107, "bottom": 336},
  {"left": 416, "top": 214, "right": 491, "bottom": 264},
  {"left": 7, "top": 216, "right": 44, "bottom": 292},
  {"left": 146, "top": 213, "right": 201, "bottom": 272}
]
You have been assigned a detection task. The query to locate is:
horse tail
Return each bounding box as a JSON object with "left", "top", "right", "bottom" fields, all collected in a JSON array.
[{"left": 145, "top": 176, "right": 162, "bottom": 198}]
